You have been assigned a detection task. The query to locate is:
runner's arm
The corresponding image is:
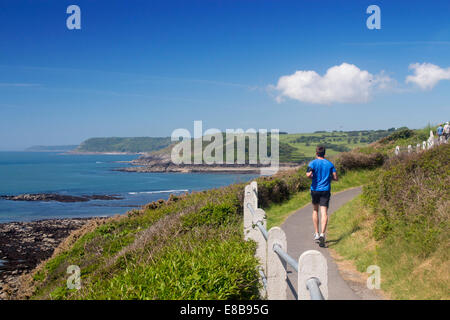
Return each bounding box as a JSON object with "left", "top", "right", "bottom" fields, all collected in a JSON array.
[
  {"left": 332, "top": 171, "right": 338, "bottom": 181},
  {"left": 331, "top": 165, "right": 338, "bottom": 181},
  {"left": 306, "top": 166, "right": 313, "bottom": 179}
]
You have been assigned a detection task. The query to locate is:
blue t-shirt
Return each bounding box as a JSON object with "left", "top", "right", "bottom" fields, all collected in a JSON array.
[
  {"left": 437, "top": 126, "right": 444, "bottom": 135},
  {"left": 307, "top": 158, "right": 336, "bottom": 191}
]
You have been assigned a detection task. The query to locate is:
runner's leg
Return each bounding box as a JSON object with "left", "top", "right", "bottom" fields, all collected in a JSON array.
[
  {"left": 320, "top": 205, "right": 328, "bottom": 234},
  {"left": 312, "top": 203, "right": 319, "bottom": 234}
]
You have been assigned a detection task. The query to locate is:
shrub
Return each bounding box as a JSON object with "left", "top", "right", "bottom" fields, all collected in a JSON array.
[
  {"left": 335, "top": 151, "right": 385, "bottom": 173},
  {"left": 378, "top": 128, "right": 413, "bottom": 144},
  {"left": 256, "top": 178, "right": 289, "bottom": 207}
]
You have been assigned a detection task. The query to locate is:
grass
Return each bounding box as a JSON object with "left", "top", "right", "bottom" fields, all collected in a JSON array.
[
  {"left": 23, "top": 184, "right": 263, "bottom": 300},
  {"left": 58, "top": 227, "right": 260, "bottom": 300},
  {"left": 279, "top": 129, "right": 396, "bottom": 163},
  {"left": 265, "top": 168, "right": 378, "bottom": 228},
  {"left": 328, "top": 195, "right": 449, "bottom": 300},
  {"left": 265, "top": 191, "right": 311, "bottom": 228}
]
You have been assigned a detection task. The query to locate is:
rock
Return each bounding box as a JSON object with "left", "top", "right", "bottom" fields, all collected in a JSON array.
[{"left": 0, "top": 217, "right": 98, "bottom": 299}]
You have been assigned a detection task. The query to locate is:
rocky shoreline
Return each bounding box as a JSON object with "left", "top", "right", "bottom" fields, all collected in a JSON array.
[
  {"left": 115, "top": 153, "right": 299, "bottom": 174},
  {"left": 0, "top": 193, "right": 123, "bottom": 203},
  {"left": 115, "top": 164, "right": 268, "bottom": 174},
  {"left": 0, "top": 218, "right": 95, "bottom": 299}
]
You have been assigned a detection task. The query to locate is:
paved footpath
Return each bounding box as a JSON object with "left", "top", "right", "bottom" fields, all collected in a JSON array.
[{"left": 281, "top": 187, "right": 381, "bottom": 300}]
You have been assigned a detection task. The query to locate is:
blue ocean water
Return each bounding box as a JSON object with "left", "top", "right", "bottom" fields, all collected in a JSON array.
[{"left": 0, "top": 152, "right": 257, "bottom": 223}]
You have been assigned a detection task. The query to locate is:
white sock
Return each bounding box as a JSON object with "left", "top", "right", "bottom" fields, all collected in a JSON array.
[{"left": 320, "top": 233, "right": 325, "bottom": 237}]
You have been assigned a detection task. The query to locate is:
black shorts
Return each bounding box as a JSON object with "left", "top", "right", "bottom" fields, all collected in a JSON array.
[{"left": 311, "top": 190, "right": 331, "bottom": 207}]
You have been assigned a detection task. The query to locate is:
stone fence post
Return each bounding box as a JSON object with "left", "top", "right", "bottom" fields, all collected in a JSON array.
[
  {"left": 243, "top": 185, "right": 252, "bottom": 241},
  {"left": 250, "top": 181, "right": 258, "bottom": 208},
  {"left": 267, "top": 227, "right": 287, "bottom": 300},
  {"left": 254, "top": 208, "right": 267, "bottom": 272},
  {"left": 298, "top": 250, "right": 328, "bottom": 300}
]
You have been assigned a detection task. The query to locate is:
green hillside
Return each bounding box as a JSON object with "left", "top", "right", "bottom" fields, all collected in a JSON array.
[
  {"left": 76, "top": 137, "right": 172, "bottom": 153},
  {"left": 138, "top": 128, "right": 400, "bottom": 164},
  {"left": 278, "top": 128, "right": 400, "bottom": 162},
  {"left": 74, "top": 129, "right": 399, "bottom": 161}
]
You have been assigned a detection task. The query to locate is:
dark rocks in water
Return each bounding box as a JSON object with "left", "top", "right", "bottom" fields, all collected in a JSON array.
[{"left": 0, "top": 193, "right": 123, "bottom": 203}]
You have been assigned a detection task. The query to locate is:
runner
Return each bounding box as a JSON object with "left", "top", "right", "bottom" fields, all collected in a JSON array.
[
  {"left": 306, "top": 145, "right": 338, "bottom": 247},
  {"left": 437, "top": 124, "right": 444, "bottom": 140},
  {"left": 444, "top": 122, "right": 450, "bottom": 141}
]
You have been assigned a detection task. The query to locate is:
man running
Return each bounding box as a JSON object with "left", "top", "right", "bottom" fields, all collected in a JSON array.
[
  {"left": 437, "top": 124, "right": 444, "bottom": 140},
  {"left": 444, "top": 122, "right": 450, "bottom": 141},
  {"left": 306, "top": 145, "right": 338, "bottom": 247}
]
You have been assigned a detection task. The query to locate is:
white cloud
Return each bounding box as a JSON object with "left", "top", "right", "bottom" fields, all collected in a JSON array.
[
  {"left": 406, "top": 63, "right": 450, "bottom": 90},
  {"left": 273, "top": 63, "right": 391, "bottom": 105}
]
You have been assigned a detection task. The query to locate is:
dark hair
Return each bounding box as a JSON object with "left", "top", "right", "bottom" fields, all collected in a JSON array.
[{"left": 316, "top": 145, "right": 326, "bottom": 157}]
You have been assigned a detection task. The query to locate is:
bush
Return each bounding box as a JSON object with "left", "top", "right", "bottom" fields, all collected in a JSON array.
[
  {"left": 378, "top": 128, "right": 413, "bottom": 144},
  {"left": 335, "top": 151, "right": 385, "bottom": 173},
  {"left": 256, "top": 169, "right": 310, "bottom": 208},
  {"left": 256, "top": 178, "right": 289, "bottom": 207}
]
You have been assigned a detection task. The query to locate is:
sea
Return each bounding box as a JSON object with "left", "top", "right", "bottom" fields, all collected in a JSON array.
[{"left": 0, "top": 152, "right": 257, "bottom": 223}]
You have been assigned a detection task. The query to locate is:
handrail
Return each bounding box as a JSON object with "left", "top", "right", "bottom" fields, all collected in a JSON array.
[
  {"left": 246, "top": 202, "right": 268, "bottom": 240},
  {"left": 273, "top": 244, "right": 325, "bottom": 300},
  {"left": 258, "top": 268, "right": 268, "bottom": 290},
  {"left": 245, "top": 186, "right": 326, "bottom": 300},
  {"left": 256, "top": 222, "right": 268, "bottom": 241},
  {"left": 306, "top": 277, "right": 324, "bottom": 300},
  {"left": 273, "top": 244, "right": 299, "bottom": 273}
]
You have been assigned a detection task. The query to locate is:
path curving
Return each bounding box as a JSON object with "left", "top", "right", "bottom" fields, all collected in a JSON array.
[{"left": 281, "top": 187, "right": 382, "bottom": 300}]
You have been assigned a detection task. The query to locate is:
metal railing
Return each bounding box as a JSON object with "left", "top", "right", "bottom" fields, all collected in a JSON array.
[
  {"left": 244, "top": 182, "right": 328, "bottom": 300},
  {"left": 272, "top": 244, "right": 298, "bottom": 272},
  {"left": 306, "top": 278, "right": 324, "bottom": 300},
  {"left": 247, "top": 202, "right": 268, "bottom": 239}
]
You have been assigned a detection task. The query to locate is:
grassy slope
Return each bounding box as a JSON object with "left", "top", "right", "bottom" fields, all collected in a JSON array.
[
  {"left": 279, "top": 129, "right": 396, "bottom": 163},
  {"left": 28, "top": 185, "right": 261, "bottom": 300},
  {"left": 328, "top": 143, "right": 449, "bottom": 300}
]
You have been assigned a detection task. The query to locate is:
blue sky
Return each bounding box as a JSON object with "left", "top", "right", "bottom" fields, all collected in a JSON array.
[{"left": 0, "top": 0, "right": 449, "bottom": 150}]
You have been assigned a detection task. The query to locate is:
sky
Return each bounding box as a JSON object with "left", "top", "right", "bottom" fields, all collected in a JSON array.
[{"left": 0, "top": 0, "right": 449, "bottom": 150}]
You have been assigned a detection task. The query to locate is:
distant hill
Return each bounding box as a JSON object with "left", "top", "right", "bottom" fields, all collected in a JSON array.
[
  {"left": 72, "top": 129, "right": 401, "bottom": 159},
  {"left": 75, "top": 137, "right": 172, "bottom": 153},
  {"left": 132, "top": 128, "right": 402, "bottom": 166},
  {"left": 25, "top": 145, "right": 79, "bottom": 152},
  {"left": 278, "top": 128, "right": 401, "bottom": 162}
]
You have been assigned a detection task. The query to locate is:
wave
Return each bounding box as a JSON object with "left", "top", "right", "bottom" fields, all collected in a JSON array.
[{"left": 128, "top": 189, "right": 189, "bottom": 195}]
